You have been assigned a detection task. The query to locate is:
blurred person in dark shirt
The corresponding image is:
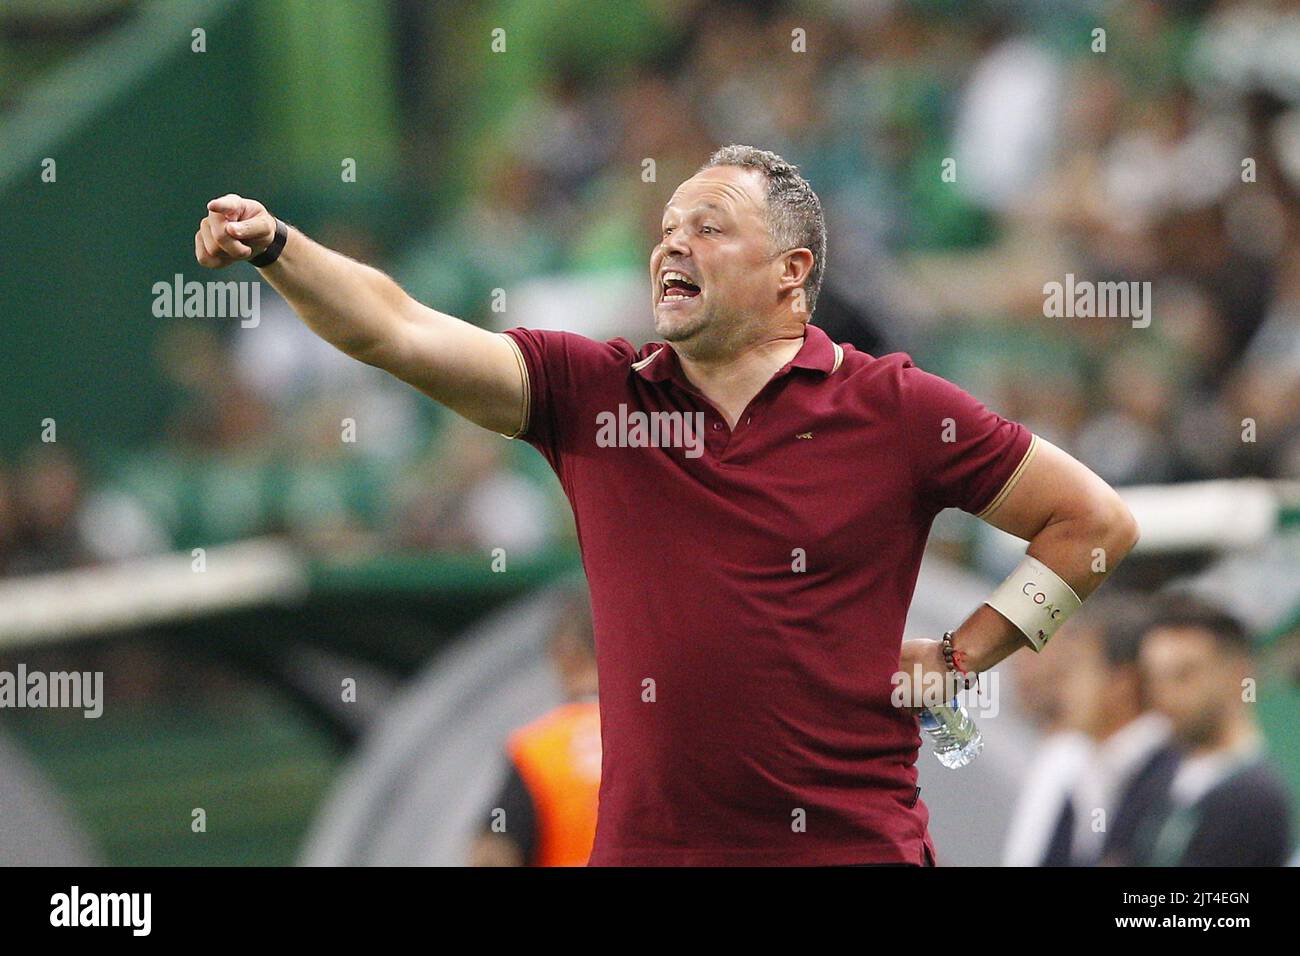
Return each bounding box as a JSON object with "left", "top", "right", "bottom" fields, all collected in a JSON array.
[
  {"left": 1004, "top": 594, "right": 1177, "bottom": 866},
  {"left": 1126, "top": 597, "right": 1294, "bottom": 866},
  {"left": 5, "top": 444, "right": 90, "bottom": 574},
  {"left": 1049, "top": 594, "right": 1177, "bottom": 867}
]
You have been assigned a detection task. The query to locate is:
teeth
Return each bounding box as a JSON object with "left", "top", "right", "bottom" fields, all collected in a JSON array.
[{"left": 661, "top": 270, "right": 699, "bottom": 301}]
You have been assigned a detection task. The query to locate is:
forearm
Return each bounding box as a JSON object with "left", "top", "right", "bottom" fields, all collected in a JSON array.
[
  {"left": 256, "top": 226, "right": 410, "bottom": 365},
  {"left": 196, "top": 195, "right": 525, "bottom": 435},
  {"left": 953, "top": 504, "right": 1139, "bottom": 672}
]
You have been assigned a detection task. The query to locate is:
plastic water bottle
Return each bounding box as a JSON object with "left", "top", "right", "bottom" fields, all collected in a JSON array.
[{"left": 919, "top": 697, "right": 983, "bottom": 768}]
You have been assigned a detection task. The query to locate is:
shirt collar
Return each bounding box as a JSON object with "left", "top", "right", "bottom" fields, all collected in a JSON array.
[
  {"left": 1170, "top": 728, "right": 1266, "bottom": 806},
  {"left": 632, "top": 323, "right": 842, "bottom": 384}
]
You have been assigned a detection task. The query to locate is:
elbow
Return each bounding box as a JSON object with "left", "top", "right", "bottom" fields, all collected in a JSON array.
[
  {"left": 1098, "top": 492, "right": 1140, "bottom": 561},
  {"left": 1060, "top": 488, "right": 1140, "bottom": 567}
]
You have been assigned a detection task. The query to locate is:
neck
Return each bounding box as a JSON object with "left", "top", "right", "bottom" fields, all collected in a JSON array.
[
  {"left": 1190, "top": 708, "right": 1259, "bottom": 758},
  {"left": 1093, "top": 704, "right": 1143, "bottom": 743},
  {"left": 675, "top": 324, "right": 806, "bottom": 428}
]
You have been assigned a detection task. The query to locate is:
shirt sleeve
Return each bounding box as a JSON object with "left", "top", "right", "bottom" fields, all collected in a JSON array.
[
  {"left": 898, "top": 360, "right": 1036, "bottom": 518},
  {"left": 500, "top": 327, "right": 624, "bottom": 475}
]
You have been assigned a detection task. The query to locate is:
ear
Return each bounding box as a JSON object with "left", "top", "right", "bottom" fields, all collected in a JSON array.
[{"left": 779, "top": 248, "right": 815, "bottom": 315}]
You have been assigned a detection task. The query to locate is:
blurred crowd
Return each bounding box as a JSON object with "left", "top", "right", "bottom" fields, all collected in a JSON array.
[
  {"left": 5, "top": 0, "right": 1300, "bottom": 576},
  {"left": 405, "top": 0, "right": 1300, "bottom": 489},
  {"left": 1006, "top": 592, "right": 1294, "bottom": 866},
  {"left": 471, "top": 584, "right": 1295, "bottom": 867}
]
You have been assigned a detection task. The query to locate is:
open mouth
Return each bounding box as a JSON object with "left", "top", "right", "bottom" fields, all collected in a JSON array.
[{"left": 661, "top": 270, "right": 701, "bottom": 302}]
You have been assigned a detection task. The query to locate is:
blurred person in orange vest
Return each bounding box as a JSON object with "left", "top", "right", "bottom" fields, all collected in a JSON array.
[{"left": 470, "top": 590, "right": 600, "bottom": 866}]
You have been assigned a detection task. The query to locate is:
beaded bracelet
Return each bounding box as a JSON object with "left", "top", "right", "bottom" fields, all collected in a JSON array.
[{"left": 941, "top": 630, "right": 979, "bottom": 693}]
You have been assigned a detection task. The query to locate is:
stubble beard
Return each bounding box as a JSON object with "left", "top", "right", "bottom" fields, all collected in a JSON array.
[{"left": 656, "top": 297, "right": 714, "bottom": 344}]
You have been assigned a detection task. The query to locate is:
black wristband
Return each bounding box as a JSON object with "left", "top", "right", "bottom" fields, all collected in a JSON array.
[{"left": 250, "top": 218, "right": 288, "bottom": 267}]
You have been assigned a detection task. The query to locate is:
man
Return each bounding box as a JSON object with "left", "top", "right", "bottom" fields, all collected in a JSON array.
[
  {"left": 1127, "top": 597, "right": 1293, "bottom": 866},
  {"left": 194, "top": 144, "right": 1139, "bottom": 865},
  {"left": 470, "top": 589, "right": 601, "bottom": 867},
  {"left": 1003, "top": 595, "right": 1177, "bottom": 866}
]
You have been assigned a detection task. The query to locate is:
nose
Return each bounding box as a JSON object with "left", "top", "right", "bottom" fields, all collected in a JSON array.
[{"left": 660, "top": 228, "right": 691, "bottom": 259}]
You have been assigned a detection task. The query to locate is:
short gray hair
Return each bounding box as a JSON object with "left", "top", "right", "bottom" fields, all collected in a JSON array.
[{"left": 698, "top": 144, "right": 827, "bottom": 316}]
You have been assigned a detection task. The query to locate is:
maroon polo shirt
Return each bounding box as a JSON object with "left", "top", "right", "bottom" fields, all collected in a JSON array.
[{"left": 502, "top": 322, "right": 1035, "bottom": 866}]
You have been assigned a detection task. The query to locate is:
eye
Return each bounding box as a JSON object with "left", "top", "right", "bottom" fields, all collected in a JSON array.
[{"left": 662, "top": 225, "right": 675, "bottom": 236}]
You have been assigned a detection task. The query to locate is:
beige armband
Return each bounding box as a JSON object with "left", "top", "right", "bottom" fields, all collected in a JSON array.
[{"left": 984, "top": 556, "right": 1082, "bottom": 652}]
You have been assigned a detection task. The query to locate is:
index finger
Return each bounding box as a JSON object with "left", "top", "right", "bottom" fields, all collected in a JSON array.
[{"left": 206, "top": 194, "right": 245, "bottom": 219}]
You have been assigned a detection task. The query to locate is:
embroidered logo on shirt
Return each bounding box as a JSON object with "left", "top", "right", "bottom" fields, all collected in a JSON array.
[{"left": 796, "top": 432, "right": 814, "bottom": 439}]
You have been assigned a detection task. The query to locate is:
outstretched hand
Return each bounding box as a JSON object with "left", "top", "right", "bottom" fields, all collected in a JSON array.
[{"left": 194, "top": 194, "right": 276, "bottom": 268}]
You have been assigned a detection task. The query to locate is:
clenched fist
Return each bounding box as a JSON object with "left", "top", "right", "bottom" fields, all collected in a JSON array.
[{"left": 194, "top": 194, "right": 277, "bottom": 268}]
